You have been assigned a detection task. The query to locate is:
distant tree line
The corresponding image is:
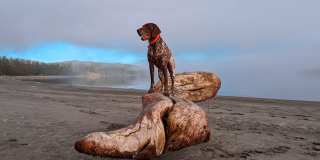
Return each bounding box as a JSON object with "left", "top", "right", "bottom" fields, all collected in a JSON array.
[{"left": 0, "top": 56, "right": 146, "bottom": 76}]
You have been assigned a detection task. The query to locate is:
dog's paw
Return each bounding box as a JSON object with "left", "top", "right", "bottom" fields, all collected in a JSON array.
[{"left": 148, "top": 87, "right": 155, "bottom": 93}]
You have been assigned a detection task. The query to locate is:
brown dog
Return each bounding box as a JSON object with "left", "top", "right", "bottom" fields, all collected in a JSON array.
[{"left": 137, "top": 23, "right": 175, "bottom": 97}]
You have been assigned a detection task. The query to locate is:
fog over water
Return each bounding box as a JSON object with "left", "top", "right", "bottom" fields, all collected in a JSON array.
[
  {"left": 1, "top": 0, "right": 319, "bottom": 101},
  {"left": 24, "top": 75, "right": 150, "bottom": 90}
]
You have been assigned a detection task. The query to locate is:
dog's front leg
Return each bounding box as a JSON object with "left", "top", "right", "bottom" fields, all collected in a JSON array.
[
  {"left": 158, "top": 69, "right": 164, "bottom": 92},
  {"left": 163, "top": 65, "right": 170, "bottom": 97},
  {"left": 148, "top": 63, "right": 155, "bottom": 93}
]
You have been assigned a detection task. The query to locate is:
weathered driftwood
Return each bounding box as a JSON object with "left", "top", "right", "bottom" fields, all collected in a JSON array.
[
  {"left": 155, "top": 72, "right": 221, "bottom": 102},
  {"left": 75, "top": 92, "right": 211, "bottom": 159},
  {"left": 163, "top": 97, "right": 211, "bottom": 153}
]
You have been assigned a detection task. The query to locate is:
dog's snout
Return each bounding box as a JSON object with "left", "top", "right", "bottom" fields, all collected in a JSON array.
[{"left": 137, "top": 29, "right": 141, "bottom": 36}]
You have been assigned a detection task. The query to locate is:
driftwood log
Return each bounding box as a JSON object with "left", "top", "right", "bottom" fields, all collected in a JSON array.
[
  {"left": 155, "top": 72, "right": 221, "bottom": 102},
  {"left": 75, "top": 72, "right": 220, "bottom": 159}
]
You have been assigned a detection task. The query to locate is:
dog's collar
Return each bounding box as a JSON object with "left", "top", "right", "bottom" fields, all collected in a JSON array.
[{"left": 148, "top": 34, "right": 160, "bottom": 48}]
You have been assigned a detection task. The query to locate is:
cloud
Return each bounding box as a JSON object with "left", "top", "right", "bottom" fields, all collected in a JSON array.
[{"left": 1, "top": 0, "right": 319, "bottom": 53}]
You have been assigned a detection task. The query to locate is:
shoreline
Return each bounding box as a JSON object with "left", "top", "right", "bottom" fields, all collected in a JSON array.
[{"left": 0, "top": 77, "right": 320, "bottom": 159}]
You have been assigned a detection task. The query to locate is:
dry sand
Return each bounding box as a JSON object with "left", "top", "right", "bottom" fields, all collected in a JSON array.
[{"left": 0, "top": 77, "right": 319, "bottom": 160}]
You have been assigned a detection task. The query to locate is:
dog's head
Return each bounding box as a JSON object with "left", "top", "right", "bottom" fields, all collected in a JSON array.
[{"left": 137, "top": 23, "right": 161, "bottom": 41}]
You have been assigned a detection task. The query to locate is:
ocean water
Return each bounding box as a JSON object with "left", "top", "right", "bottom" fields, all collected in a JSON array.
[{"left": 23, "top": 75, "right": 320, "bottom": 102}]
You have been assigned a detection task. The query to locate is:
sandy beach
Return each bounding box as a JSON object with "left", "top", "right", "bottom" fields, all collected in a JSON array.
[{"left": 0, "top": 77, "right": 319, "bottom": 160}]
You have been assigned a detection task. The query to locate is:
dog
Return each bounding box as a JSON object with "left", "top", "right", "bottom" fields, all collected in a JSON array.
[{"left": 137, "top": 23, "right": 175, "bottom": 97}]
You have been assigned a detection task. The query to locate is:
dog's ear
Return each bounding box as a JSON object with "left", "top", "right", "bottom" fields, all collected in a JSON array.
[{"left": 152, "top": 23, "right": 161, "bottom": 37}]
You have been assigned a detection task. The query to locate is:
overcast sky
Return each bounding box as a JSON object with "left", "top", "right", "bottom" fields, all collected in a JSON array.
[{"left": 1, "top": 0, "right": 319, "bottom": 101}]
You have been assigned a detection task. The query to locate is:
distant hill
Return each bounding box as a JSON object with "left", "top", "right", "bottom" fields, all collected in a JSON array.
[{"left": 0, "top": 56, "right": 147, "bottom": 76}]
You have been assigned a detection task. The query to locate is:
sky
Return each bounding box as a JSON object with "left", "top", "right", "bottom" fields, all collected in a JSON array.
[{"left": 1, "top": 0, "right": 320, "bottom": 101}]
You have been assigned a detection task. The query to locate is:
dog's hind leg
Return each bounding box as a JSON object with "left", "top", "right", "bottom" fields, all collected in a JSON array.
[
  {"left": 168, "top": 57, "right": 175, "bottom": 96},
  {"left": 158, "top": 68, "right": 164, "bottom": 92}
]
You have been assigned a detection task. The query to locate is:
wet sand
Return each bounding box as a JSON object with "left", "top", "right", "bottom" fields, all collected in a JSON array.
[{"left": 0, "top": 77, "right": 319, "bottom": 160}]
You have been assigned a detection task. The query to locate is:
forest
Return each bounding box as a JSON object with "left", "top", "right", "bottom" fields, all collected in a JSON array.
[{"left": 0, "top": 56, "right": 146, "bottom": 76}]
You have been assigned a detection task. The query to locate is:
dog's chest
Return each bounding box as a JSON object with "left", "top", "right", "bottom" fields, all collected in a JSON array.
[{"left": 148, "top": 41, "right": 171, "bottom": 68}]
